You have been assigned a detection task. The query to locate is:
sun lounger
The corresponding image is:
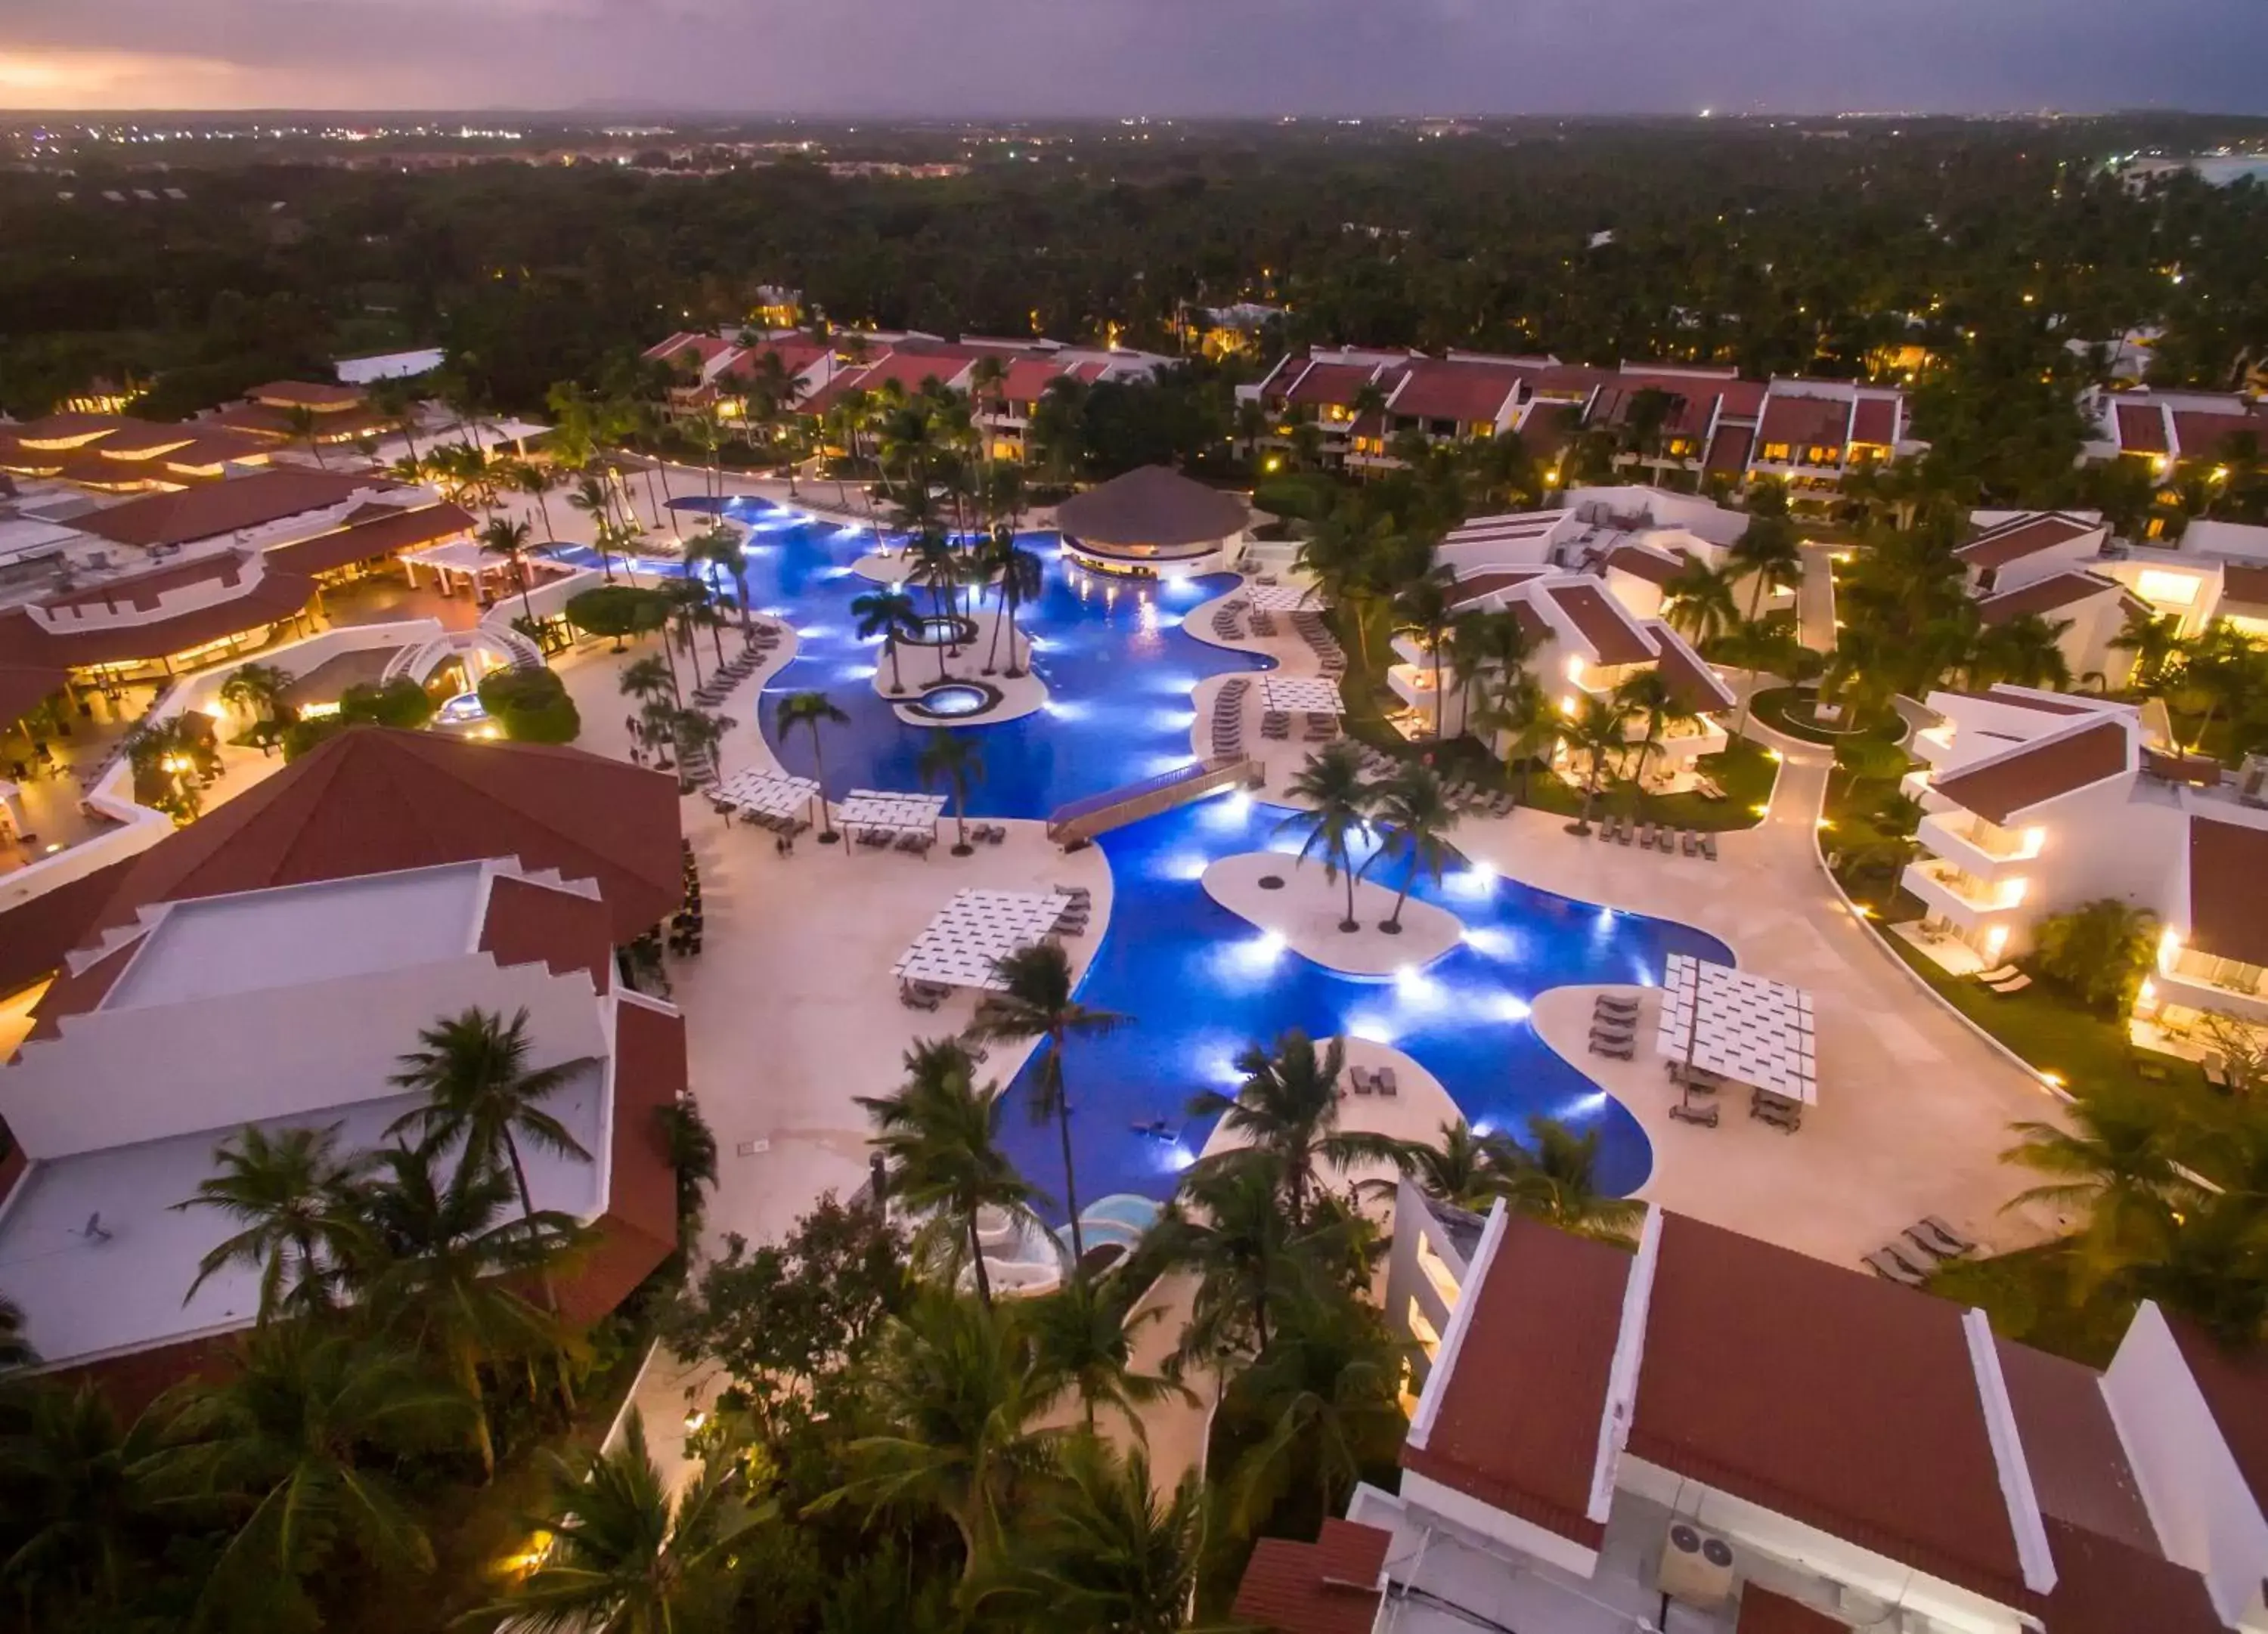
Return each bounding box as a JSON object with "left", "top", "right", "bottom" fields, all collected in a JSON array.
[
  {"left": 1984, "top": 973, "right": 2031, "bottom": 995},
  {"left": 1974, "top": 964, "right": 2021, "bottom": 985},
  {"left": 1349, "top": 1066, "right": 1375, "bottom": 1095},
  {"left": 1668, "top": 1100, "right": 1719, "bottom": 1127},
  {"left": 1863, "top": 1249, "right": 1927, "bottom": 1288},
  {"left": 1617, "top": 820, "right": 1634, "bottom": 846},
  {"left": 1591, "top": 1038, "right": 1634, "bottom": 1060},
  {"left": 1681, "top": 829, "right": 1698, "bottom": 856},
  {"left": 1700, "top": 832, "right": 1718, "bottom": 862},
  {"left": 1374, "top": 1068, "right": 1398, "bottom": 1097},
  {"left": 1918, "top": 1216, "right": 1978, "bottom": 1256}
]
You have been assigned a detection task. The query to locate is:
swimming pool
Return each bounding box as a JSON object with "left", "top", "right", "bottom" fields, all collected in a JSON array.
[
  {"left": 989, "top": 793, "right": 1727, "bottom": 1218},
  {"left": 592, "top": 497, "right": 1724, "bottom": 1210}
]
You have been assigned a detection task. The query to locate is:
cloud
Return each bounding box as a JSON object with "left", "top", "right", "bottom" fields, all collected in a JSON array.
[{"left": 2, "top": 0, "right": 2263, "bottom": 114}]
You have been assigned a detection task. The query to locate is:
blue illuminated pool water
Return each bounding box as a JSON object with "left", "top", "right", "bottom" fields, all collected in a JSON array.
[{"left": 581, "top": 498, "right": 1727, "bottom": 1209}]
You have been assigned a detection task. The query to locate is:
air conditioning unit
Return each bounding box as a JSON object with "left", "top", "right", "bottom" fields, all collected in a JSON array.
[{"left": 1657, "top": 1518, "right": 1738, "bottom": 1611}]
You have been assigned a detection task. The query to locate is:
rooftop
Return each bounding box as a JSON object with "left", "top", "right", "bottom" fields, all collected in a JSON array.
[
  {"left": 1929, "top": 719, "right": 2133, "bottom": 824},
  {"left": 1055, "top": 466, "right": 1249, "bottom": 548},
  {"left": 1954, "top": 513, "right": 2105, "bottom": 572},
  {"left": 2186, "top": 815, "right": 2268, "bottom": 971},
  {"left": 72, "top": 469, "right": 373, "bottom": 549}
]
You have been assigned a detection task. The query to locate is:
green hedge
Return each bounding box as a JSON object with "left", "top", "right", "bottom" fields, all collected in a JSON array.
[{"left": 477, "top": 666, "right": 581, "bottom": 744}]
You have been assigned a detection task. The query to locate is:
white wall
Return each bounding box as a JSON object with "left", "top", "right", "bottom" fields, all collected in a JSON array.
[{"left": 2103, "top": 1303, "right": 2268, "bottom": 1630}]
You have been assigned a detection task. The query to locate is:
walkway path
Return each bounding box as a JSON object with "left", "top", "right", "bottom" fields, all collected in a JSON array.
[{"left": 1796, "top": 542, "right": 1840, "bottom": 654}]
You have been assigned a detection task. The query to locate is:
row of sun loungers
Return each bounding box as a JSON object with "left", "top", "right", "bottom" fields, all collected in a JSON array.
[
  {"left": 1212, "top": 677, "right": 1253, "bottom": 757},
  {"left": 1590, "top": 991, "right": 1639, "bottom": 1060},
  {"left": 1972, "top": 963, "right": 2032, "bottom": 995},
  {"left": 1052, "top": 883, "right": 1094, "bottom": 937},
  {"left": 899, "top": 979, "right": 951, "bottom": 1011},
  {"left": 1589, "top": 814, "right": 1718, "bottom": 861},
  {"left": 858, "top": 828, "right": 937, "bottom": 856},
  {"left": 1862, "top": 1217, "right": 1978, "bottom": 1287},
  {"left": 1211, "top": 598, "right": 1249, "bottom": 642},
  {"left": 966, "top": 822, "right": 1009, "bottom": 845},
  {"left": 1291, "top": 609, "right": 1346, "bottom": 675}
]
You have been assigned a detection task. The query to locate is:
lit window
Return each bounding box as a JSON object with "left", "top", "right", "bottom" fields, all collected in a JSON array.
[
  {"left": 1407, "top": 1298, "right": 1442, "bottom": 1362},
  {"left": 2136, "top": 569, "right": 2201, "bottom": 608}
]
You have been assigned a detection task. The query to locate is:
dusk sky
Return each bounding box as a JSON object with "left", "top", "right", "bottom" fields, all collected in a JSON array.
[{"left": 3, "top": 0, "right": 2266, "bottom": 116}]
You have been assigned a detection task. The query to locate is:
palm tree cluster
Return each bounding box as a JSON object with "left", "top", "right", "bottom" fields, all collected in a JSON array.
[
  {"left": 0, "top": 1007, "right": 717, "bottom": 1632},
  {"left": 1277, "top": 744, "right": 1462, "bottom": 933}
]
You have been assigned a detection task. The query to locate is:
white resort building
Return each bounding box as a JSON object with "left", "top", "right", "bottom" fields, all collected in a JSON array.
[
  {"left": 1242, "top": 1198, "right": 2254, "bottom": 1634},
  {"left": 1898, "top": 685, "right": 2268, "bottom": 1032}
]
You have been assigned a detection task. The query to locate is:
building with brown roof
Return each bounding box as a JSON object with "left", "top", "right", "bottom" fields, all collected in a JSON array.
[
  {"left": 0, "top": 730, "right": 689, "bottom": 1407},
  {"left": 1245, "top": 1198, "right": 2248, "bottom": 1634},
  {"left": 1054, "top": 466, "right": 1250, "bottom": 575}
]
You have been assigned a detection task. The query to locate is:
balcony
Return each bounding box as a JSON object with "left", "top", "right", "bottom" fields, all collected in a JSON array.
[
  {"left": 1901, "top": 859, "right": 2028, "bottom": 929},
  {"left": 2151, "top": 950, "right": 2268, "bottom": 1028},
  {"left": 1914, "top": 811, "right": 2046, "bottom": 878}
]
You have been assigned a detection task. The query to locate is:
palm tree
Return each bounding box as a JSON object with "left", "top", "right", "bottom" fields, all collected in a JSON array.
[
  {"left": 774, "top": 691, "right": 849, "bottom": 840},
  {"left": 857, "top": 1042, "right": 1043, "bottom": 1308},
  {"left": 1362, "top": 762, "right": 1459, "bottom": 933},
  {"left": 504, "top": 456, "right": 560, "bottom": 541},
  {"left": 175, "top": 1122, "right": 374, "bottom": 1323},
  {"left": 967, "top": 1437, "right": 1208, "bottom": 1634},
  {"left": 908, "top": 531, "right": 962, "bottom": 676},
  {"left": 1145, "top": 1159, "right": 1345, "bottom": 1366},
  {"left": 1391, "top": 571, "right": 1455, "bottom": 737},
  {"left": 358, "top": 1144, "right": 581, "bottom": 1479},
  {"left": 1019, "top": 1273, "right": 1184, "bottom": 1434},
  {"left": 671, "top": 707, "right": 732, "bottom": 785},
  {"left": 918, "top": 729, "right": 986, "bottom": 856},
  {"left": 1275, "top": 741, "right": 1378, "bottom": 933},
  {"left": 472, "top": 1410, "right": 765, "bottom": 1634},
  {"left": 1502, "top": 1116, "right": 1647, "bottom": 1244},
  {"left": 853, "top": 586, "right": 922, "bottom": 694},
  {"left": 1470, "top": 668, "right": 1560, "bottom": 805},
  {"left": 1220, "top": 1291, "right": 1406, "bottom": 1536},
  {"left": 1662, "top": 558, "right": 1741, "bottom": 648},
  {"left": 281, "top": 404, "right": 328, "bottom": 469},
  {"left": 386, "top": 1007, "right": 592, "bottom": 1249},
  {"left": 1442, "top": 607, "right": 1531, "bottom": 741},
  {"left": 567, "top": 472, "right": 618, "bottom": 582},
  {"left": 816, "top": 1289, "right": 1063, "bottom": 1574},
  {"left": 970, "top": 941, "right": 1131, "bottom": 1267},
  {"left": 1969, "top": 613, "right": 2074, "bottom": 692},
  {"left": 1390, "top": 1119, "right": 1530, "bottom": 1210},
  {"left": 0, "top": 1383, "right": 167, "bottom": 1618},
  {"left": 1560, "top": 694, "right": 1628, "bottom": 835},
  {"left": 1613, "top": 669, "right": 1696, "bottom": 810},
  {"left": 619, "top": 651, "right": 678, "bottom": 713},
  {"left": 1726, "top": 514, "right": 1803, "bottom": 732},
  {"left": 683, "top": 525, "right": 753, "bottom": 630},
  {"left": 2032, "top": 899, "right": 2158, "bottom": 1015},
  {"left": 479, "top": 515, "right": 541, "bottom": 626},
  {"left": 2004, "top": 1092, "right": 2196, "bottom": 1295},
  {"left": 157, "top": 1325, "right": 473, "bottom": 1623},
  {"left": 2112, "top": 607, "right": 2186, "bottom": 695},
  {"left": 218, "top": 660, "right": 294, "bottom": 726},
  {"left": 1188, "top": 1031, "right": 1407, "bottom": 1230},
  {"left": 984, "top": 526, "right": 1044, "bottom": 677}
]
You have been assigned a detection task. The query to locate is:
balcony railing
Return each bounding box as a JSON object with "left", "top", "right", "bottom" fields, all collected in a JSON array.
[{"left": 1912, "top": 859, "right": 2028, "bottom": 912}]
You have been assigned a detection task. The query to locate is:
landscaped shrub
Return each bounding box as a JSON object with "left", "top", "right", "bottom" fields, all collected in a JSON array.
[
  {"left": 476, "top": 665, "right": 581, "bottom": 743},
  {"left": 566, "top": 584, "right": 673, "bottom": 650},
  {"left": 2033, "top": 899, "right": 2158, "bottom": 1014},
  {"left": 281, "top": 677, "right": 435, "bottom": 760}
]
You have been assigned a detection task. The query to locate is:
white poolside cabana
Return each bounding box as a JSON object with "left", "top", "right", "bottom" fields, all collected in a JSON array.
[
  {"left": 893, "top": 888, "right": 1074, "bottom": 991},
  {"left": 1261, "top": 675, "right": 1344, "bottom": 716},
  {"left": 837, "top": 789, "right": 947, "bottom": 837},
  {"left": 1656, "top": 952, "right": 1819, "bottom": 1113},
  {"left": 714, "top": 768, "right": 820, "bottom": 825}
]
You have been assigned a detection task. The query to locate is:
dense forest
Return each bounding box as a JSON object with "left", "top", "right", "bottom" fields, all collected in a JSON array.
[{"left": 4, "top": 115, "right": 2267, "bottom": 419}]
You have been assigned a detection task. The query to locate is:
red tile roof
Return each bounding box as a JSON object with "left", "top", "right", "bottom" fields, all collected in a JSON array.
[
  {"left": 0, "top": 859, "right": 136, "bottom": 999},
  {"left": 1446, "top": 568, "right": 1546, "bottom": 608},
  {"left": 267, "top": 501, "right": 476, "bottom": 577},
  {"left": 77, "top": 729, "right": 683, "bottom": 949},
  {"left": 1756, "top": 394, "right": 1851, "bottom": 456},
  {"left": 1850, "top": 396, "right": 1900, "bottom": 446},
  {"left": 1543, "top": 582, "right": 1655, "bottom": 667},
  {"left": 2185, "top": 817, "right": 2268, "bottom": 972},
  {"left": 2223, "top": 562, "right": 2268, "bottom": 607},
  {"left": 2172, "top": 410, "right": 2266, "bottom": 460},
  {"left": 720, "top": 339, "right": 829, "bottom": 385},
  {"left": 1930, "top": 720, "right": 2131, "bottom": 824},
  {"left": 1399, "top": 1215, "right": 1630, "bottom": 1550},
  {"left": 1284, "top": 362, "right": 1380, "bottom": 410},
  {"left": 72, "top": 470, "right": 371, "bottom": 548},
  {"left": 989, "top": 357, "right": 1072, "bottom": 404},
  {"left": 1975, "top": 571, "right": 2133, "bottom": 626},
  {"left": 1994, "top": 1339, "right": 2160, "bottom": 1556},
  {"left": 2113, "top": 403, "right": 2168, "bottom": 455},
  {"left": 479, "top": 874, "right": 614, "bottom": 993},
  {"left": 1736, "top": 1586, "right": 1848, "bottom": 1634},
  {"left": 2041, "top": 1518, "right": 2224, "bottom": 1634},
  {"left": 1232, "top": 1520, "right": 1390, "bottom": 1634},
  {"left": 42, "top": 549, "right": 259, "bottom": 613},
  {"left": 1630, "top": 1215, "right": 2035, "bottom": 1611},
  {"left": 1954, "top": 513, "right": 2102, "bottom": 571},
  {"left": 0, "top": 557, "right": 318, "bottom": 671},
  {"left": 1647, "top": 625, "right": 1737, "bottom": 712},
  {"left": 1704, "top": 422, "right": 1755, "bottom": 474},
  {"left": 1389, "top": 361, "right": 1522, "bottom": 425},
  {"left": 5, "top": 413, "right": 124, "bottom": 448},
  {"left": 86, "top": 421, "right": 200, "bottom": 458},
  {"left": 1603, "top": 544, "right": 1689, "bottom": 586},
  {"left": 247, "top": 381, "right": 362, "bottom": 409},
  {"left": 1938, "top": 686, "right": 2094, "bottom": 716}
]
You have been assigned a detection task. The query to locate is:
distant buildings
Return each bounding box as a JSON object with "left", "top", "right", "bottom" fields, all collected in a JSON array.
[{"left": 1245, "top": 348, "right": 1921, "bottom": 499}]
